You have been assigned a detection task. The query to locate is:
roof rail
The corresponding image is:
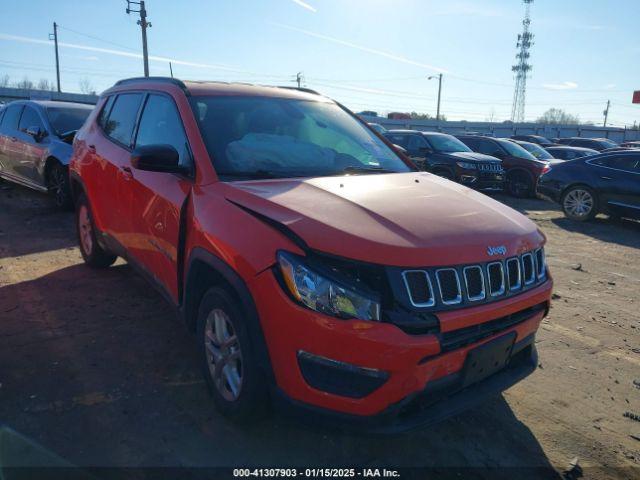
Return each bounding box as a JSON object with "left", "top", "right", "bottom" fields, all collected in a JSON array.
[
  {"left": 114, "top": 76, "right": 188, "bottom": 92},
  {"left": 277, "top": 86, "right": 321, "bottom": 95}
]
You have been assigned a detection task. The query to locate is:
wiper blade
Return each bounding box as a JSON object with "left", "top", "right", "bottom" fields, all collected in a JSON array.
[
  {"left": 216, "top": 170, "right": 284, "bottom": 179},
  {"left": 340, "top": 165, "right": 398, "bottom": 175}
]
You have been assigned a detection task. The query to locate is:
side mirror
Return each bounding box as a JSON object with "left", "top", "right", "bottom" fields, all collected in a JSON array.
[
  {"left": 26, "top": 126, "right": 44, "bottom": 142},
  {"left": 130, "top": 144, "right": 186, "bottom": 174}
]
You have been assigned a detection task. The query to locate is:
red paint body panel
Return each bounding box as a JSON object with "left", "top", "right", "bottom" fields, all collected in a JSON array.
[
  {"left": 70, "top": 79, "right": 553, "bottom": 420},
  {"left": 633, "top": 91, "right": 640, "bottom": 104}
]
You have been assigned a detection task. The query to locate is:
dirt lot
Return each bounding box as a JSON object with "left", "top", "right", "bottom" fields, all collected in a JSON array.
[{"left": 1, "top": 180, "right": 639, "bottom": 479}]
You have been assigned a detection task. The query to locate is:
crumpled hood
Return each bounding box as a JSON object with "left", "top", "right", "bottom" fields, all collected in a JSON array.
[
  {"left": 447, "top": 151, "right": 501, "bottom": 163},
  {"left": 222, "top": 173, "right": 544, "bottom": 267}
]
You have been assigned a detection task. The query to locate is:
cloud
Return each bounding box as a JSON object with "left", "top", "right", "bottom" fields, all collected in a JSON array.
[
  {"left": 430, "top": 3, "right": 503, "bottom": 17},
  {"left": 603, "top": 83, "right": 617, "bottom": 90},
  {"left": 271, "top": 23, "right": 448, "bottom": 73},
  {"left": 542, "top": 81, "right": 578, "bottom": 90},
  {"left": 0, "top": 32, "right": 246, "bottom": 73},
  {"left": 290, "top": 0, "right": 316, "bottom": 12},
  {"left": 577, "top": 24, "right": 605, "bottom": 31}
]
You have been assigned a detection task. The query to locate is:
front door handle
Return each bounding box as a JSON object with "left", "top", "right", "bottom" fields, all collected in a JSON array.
[
  {"left": 88, "top": 144, "right": 96, "bottom": 153},
  {"left": 120, "top": 165, "right": 134, "bottom": 180},
  {"left": 600, "top": 176, "right": 613, "bottom": 180},
  {"left": 9, "top": 136, "right": 17, "bottom": 142}
]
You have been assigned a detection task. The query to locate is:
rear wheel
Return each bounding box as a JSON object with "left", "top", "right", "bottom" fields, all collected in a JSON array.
[
  {"left": 47, "top": 162, "right": 73, "bottom": 210},
  {"left": 197, "top": 287, "right": 268, "bottom": 421},
  {"left": 76, "top": 193, "right": 117, "bottom": 268},
  {"left": 562, "top": 186, "right": 597, "bottom": 221},
  {"left": 506, "top": 170, "right": 534, "bottom": 198}
]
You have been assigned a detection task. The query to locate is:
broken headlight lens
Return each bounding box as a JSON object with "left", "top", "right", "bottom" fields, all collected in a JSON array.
[{"left": 277, "top": 252, "right": 381, "bottom": 321}]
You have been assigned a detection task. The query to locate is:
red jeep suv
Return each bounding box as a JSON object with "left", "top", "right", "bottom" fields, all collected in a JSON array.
[{"left": 70, "top": 77, "right": 552, "bottom": 431}]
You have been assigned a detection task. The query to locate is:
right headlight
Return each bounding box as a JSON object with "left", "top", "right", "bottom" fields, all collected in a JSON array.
[
  {"left": 277, "top": 252, "right": 381, "bottom": 322},
  {"left": 456, "top": 161, "right": 477, "bottom": 170}
]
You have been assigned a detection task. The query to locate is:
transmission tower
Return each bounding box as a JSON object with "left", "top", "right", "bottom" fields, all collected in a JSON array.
[{"left": 511, "top": 0, "right": 534, "bottom": 123}]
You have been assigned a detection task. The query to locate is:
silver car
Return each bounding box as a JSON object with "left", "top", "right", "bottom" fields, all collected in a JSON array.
[{"left": 0, "top": 100, "right": 93, "bottom": 208}]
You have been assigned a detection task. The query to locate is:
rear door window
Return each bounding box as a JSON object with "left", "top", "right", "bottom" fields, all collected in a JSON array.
[
  {"left": 18, "top": 106, "right": 45, "bottom": 133},
  {"left": 385, "top": 134, "right": 408, "bottom": 147},
  {"left": 97, "top": 96, "right": 115, "bottom": 130},
  {"left": 603, "top": 155, "right": 640, "bottom": 173},
  {"left": 103, "top": 93, "right": 143, "bottom": 147},
  {"left": 135, "top": 94, "right": 192, "bottom": 168},
  {"left": 1, "top": 104, "right": 24, "bottom": 131},
  {"left": 477, "top": 139, "right": 502, "bottom": 156}
]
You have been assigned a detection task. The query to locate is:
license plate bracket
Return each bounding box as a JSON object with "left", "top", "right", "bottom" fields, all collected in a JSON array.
[{"left": 461, "top": 332, "right": 516, "bottom": 388}]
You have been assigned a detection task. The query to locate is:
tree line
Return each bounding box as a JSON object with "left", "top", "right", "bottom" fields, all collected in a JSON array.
[{"left": 0, "top": 74, "right": 96, "bottom": 95}]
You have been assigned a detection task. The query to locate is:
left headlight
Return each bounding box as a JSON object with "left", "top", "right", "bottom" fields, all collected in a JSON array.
[
  {"left": 277, "top": 252, "right": 381, "bottom": 321},
  {"left": 456, "top": 161, "right": 477, "bottom": 170}
]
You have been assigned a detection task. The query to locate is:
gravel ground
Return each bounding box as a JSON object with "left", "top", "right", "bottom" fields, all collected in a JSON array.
[{"left": 0, "top": 181, "right": 639, "bottom": 479}]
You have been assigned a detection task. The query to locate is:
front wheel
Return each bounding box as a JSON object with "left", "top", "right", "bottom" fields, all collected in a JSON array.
[
  {"left": 562, "top": 186, "right": 597, "bottom": 221},
  {"left": 506, "top": 170, "right": 534, "bottom": 198},
  {"left": 76, "top": 193, "right": 117, "bottom": 268},
  {"left": 47, "top": 162, "right": 73, "bottom": 210},
  {"left": 197, "top": 287, "right": 268, "bottom": 421}
]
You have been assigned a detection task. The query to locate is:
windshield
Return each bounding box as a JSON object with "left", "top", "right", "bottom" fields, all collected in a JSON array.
[
  {"left": 499, "top": 140, "right": 537, "bottom": 160},
  {"left": 46, "top": 106, "right": 92, "bottom": 135},
  {"left": 190, "top": 96, "right": 411, "bottom": 179},
  {"left": 426, "top": 134, "right": 472, "bottom": 153},
  {"left": 596, "top": 138, "right": 618, "bottom": 149},
  {"left": 520, "top": 142, "right": 553, "bottom": 160}
]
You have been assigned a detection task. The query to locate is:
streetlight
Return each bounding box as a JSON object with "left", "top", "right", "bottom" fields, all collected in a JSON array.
[{"left": 428, "top": 73, "right": 443, "bottom": 121}]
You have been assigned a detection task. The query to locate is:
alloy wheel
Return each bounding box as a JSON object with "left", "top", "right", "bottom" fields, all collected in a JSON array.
[
  {"left": 564, "top": 189, "right": 594, "bottom": 219},
  {"left": 204, "top": 308, "right": 243, "bottom": 401},
  {"left": 50, "top": 166, "right": 68, "bottom": 207}
]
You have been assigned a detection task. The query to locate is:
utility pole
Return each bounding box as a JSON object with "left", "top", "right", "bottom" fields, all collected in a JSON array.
[
  {"left": 169, "top": 61, "right": 173, "bottom": 78},
  {"left": 428, "top": 73, "right": 443, "bottom": 120},
  {"left": 126, "top": 0, "right": 152, "bottom": 77},
  {"left": 603, "top": 100, "right": 610, "bottom": 127},
  {"left": 296, "top": 72, "right": 304, "bottom": 88},
  {"left": 48, "top": 22, "right": 61, "bottom": 92}
]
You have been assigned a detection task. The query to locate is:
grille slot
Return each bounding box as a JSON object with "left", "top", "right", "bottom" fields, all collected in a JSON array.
[
  {"left": 402, "top": 270, "right": 435, "bottom": 307},
  {"left": 522, "top": 253, "right": 535, "bottom": 285},
  {"left": 487, "top": 262, "right": 505, "bottom": 296},
  {"left": 477, "top": 163, "right": 503, "bottom": 172},
  {"left": 506, "top": 257, "right": 521, "bottom": 291},
  {"left": 535, "top": 248, "right": 545, "bottom": 279},
  {"left": 436, "top": 269, "right": 462, "bottom": 305},
  {"left": 463, "top": 266, "right": 485, "bottom": 301}
]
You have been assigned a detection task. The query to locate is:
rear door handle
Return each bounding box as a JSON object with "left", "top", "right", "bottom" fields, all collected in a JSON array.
[
  {"left": 10, "top": 136, "right": 17, "bottom": 142},
  {"left": 600, "top": 176, "right": 613, "bottom": 180}
]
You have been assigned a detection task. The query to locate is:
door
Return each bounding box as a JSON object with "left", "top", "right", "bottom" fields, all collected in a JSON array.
[
  {"left": 0, "top": 104, "right": 24, "bottom": 181},
  {"left": 16, "top": 105, "right": 48, "bottom": 187},
  {"left": 127, "top": 93, "right": 193, "bottom": 301},
  {"left": 406, "top": 134, "right": 430, "bottom": 169},
  {"left": 89, "top": 93, "right": 144, "bottom": 246},
  {"left": 590, "top": 154, "right": 640, "bottom": 219}
]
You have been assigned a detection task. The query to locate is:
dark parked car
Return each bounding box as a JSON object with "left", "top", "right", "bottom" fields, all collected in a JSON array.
[
  {"left": 510, "top": 134, "right": 556, "bottom": 147},
  {"left": 537, "top": 151, "right": 640, "bottom": 221},
  {"left": 621, "top": 141, "right": 640, "bottom": 148},
  {"left": 384, "top": 130, "right": 504, "bottom": 191},
  {"left": 368, "top": 123, "right": 388, "bottom": 135},
  {"left": 0, "top": 100, "right": 93, "bottom": 208},
  {"left": 556, "top": 137, "right": 618, "bottom": 151},
  {"left": 456, "top": 135, "right": 547, "bottom": 197},
  {"left": 544, "top": 146, "right": 598, "bottom": 161},
  {"left": 510, "top": 140, "right": 555, "bottom": 160}
]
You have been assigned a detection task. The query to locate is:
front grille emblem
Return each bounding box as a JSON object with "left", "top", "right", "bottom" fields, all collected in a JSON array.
[{"left": 487, "top": 245, "right": 507, "bottom": 256}]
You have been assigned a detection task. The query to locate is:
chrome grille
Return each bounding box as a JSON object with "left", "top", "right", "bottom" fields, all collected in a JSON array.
[
  {"left": 463, "top": 266, "right": 485, "bottom": 301},
  {"left": 506, "top": 257, "right": 521, "bottom": 291},
  {"left": 400, "top": 248, "right": 546, "bottom": 311},
  {"left": 402, "top": 270, "right": 435, "bottom": 307},
  {"left": 487, "top": 262, "right": 505, "bottom": 296},
  {"left": 436, "top": 269, "right": 462, "bottom": 305},
  {"left": 522, "top": 253, "right": 535, "bottom": 285},
  {"left": 477, "top": 163, "right": 503, "bottom": 172}
]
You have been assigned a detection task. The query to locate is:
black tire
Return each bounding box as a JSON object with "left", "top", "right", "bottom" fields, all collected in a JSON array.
[
  {"left": 75, "top": 193, "right": 117, "bottom": 268},
  {"left": 561, "top": 186, "right": 598, "bottom": 222},
  {"left": 47, "top": 162, "right": 73, "bottom": 210},
  {"left": 506, "top": 170, "right": 534, "bottom": 198},
  {"left": 197, "top": 287, "right": 268, "bottom": 421}
]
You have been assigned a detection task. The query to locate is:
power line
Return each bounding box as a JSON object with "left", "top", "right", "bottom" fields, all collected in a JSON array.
[{"left": 57, "top": 24, "right": 139, "bottom": 53}]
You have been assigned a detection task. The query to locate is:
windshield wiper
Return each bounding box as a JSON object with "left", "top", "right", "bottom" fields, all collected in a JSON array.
[
  {"left": 216, "top": 170, "right": 285, "bottom": 179},
  {"left": 340, "top": 166, "right": 398, "bottom": 175}
]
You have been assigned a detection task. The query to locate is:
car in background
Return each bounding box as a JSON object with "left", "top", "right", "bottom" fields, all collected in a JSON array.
[
  {"left": 510, "top": 134, "right": 556, "bottom": 147},
  {"left": 509, "top": 139, "right": 555, "bottom": 160},
  {"left": 0, "top": 100, "right": 93, "bottom": 208},
  {"left": 368, "top": 123, "right": 388, "bottom": 135},
  {"left": 621, "top": 141, "right": 640, "bottom": 148},
  {"left": 556, "top": 137, "right": 618, "bottom": 151},
  {"left": 544, "top": 146, "right": 599, "bottom": 161},
  {"left": 537, "top": 151, "right": 640, "bottom": 221},
  {"left": 384, "top": 130, "right": 504, "bottom": 191},
  {"left": 456, "top": 135, "right": 548, "bottom": 198}
]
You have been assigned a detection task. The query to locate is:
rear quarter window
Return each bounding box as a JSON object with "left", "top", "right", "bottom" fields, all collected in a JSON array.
[{"left": 1, "top": 104, "right": 24, "bottom": 131}]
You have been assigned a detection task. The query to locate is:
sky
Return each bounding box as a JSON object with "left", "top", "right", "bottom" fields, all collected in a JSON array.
[{"left": 0, "top": 0, "right": 638, "bottom": 126}]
